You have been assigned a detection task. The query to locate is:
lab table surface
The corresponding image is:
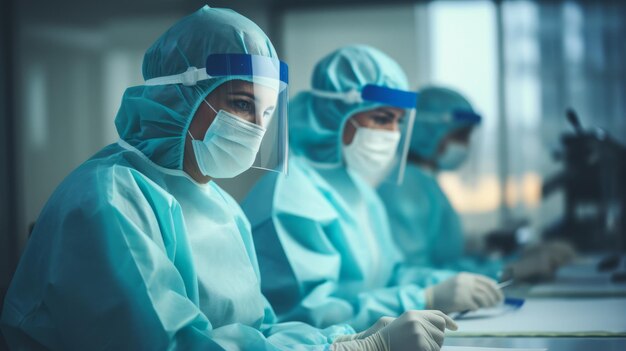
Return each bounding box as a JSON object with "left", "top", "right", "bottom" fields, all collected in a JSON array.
[
  {"left": 444, "top": 336, "right": 626, "bottom": 351},
  {"left": 442, "top": 255, "right": 626, "bottom": 350}
]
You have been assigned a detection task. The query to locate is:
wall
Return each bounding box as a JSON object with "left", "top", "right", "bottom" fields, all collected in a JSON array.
[{"left": 282, "top": 4, "right": 430, "bottom": 95}]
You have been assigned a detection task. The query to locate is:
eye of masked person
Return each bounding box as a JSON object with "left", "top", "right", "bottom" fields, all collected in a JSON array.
[
  {"left": 361, "top": 107, "right": 405, "bottom": 130},
  {"left": 225, "top": 94, "right": 276, "bottom": 125},
  {"left": 211, "top": 80, "right": 278, "bottom": 126}
]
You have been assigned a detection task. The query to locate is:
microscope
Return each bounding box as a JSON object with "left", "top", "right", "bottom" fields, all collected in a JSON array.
[{"left": 542, "top": 109, "right": 626, "bottom": 282}]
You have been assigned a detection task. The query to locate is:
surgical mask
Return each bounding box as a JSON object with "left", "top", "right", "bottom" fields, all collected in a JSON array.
[
  {"left": 188, "top": 100, "right": 266, "bottom": 178},
  {"left": 343, "top": 119, "right": 401, "bottom": 186},
  {"left": 437, "top": 141, "right": 469, "bottom": 170}
]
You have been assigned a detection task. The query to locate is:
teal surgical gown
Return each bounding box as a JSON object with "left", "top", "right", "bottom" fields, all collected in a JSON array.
[
  {"left": 243, "top": 155, "right": 438, "bottom": 332},
  {"left": 378, "top": 87, "right": 503, "bottom": 280},
  {"left": 379, "top": 164, "right": 502, "bottom": 278},
  {"left": 0, "top": 139, "right": 350, "bottom": 351},
  {"left": 1, "top": 6, "right": 352, "bottom": 350},
  {"left": 241, "top": 46, "right": 453, "bottom": 333}
]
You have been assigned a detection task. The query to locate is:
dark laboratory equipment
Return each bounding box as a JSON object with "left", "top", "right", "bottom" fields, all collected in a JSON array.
[
  {"left": 542, "top": 109, "right": 626, "bottom": 279},
  {"left": 485, "top": 219, "right": 532, "bottom": 257}
]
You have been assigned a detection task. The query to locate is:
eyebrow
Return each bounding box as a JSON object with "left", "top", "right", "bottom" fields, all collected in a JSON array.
[
  {"left": 375, "top": 109, "right": 398, "bottom": 119},
  {"left": 227, "top": 91, "right": 256, "bottom": 100}
]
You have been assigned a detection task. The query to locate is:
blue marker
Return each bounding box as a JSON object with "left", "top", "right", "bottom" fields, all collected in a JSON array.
[{"left": 504, "top": 297, "right": 525, "bottom": 308}]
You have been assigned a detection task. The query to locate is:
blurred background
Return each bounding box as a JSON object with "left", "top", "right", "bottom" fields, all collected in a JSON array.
[{"left": 0, "top": 0, "right": 625, "bottom": 335}]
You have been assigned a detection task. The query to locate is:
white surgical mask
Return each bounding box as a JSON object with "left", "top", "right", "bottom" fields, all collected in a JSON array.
[
  {"left": 188, "top": 100, "right": 266, "bottom": 178},
  {"left": 436, "top": 141, "right": 469, "bottom": 170},
  {"left": 343, "top": 119, "right": 401, "bottom": 186}
]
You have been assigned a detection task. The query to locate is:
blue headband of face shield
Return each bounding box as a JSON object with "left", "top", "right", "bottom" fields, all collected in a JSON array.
[
  {"left": 451, "top": 109, "right": 481, "bottom": 124},
  {"left": 418, "top": 109, "right": 482, "bottom": 125},
  {"left": 206, "top": 54, "right": 288, "bottom": 85},
  {"left": 144, "top": 54, "right": 288, "bottom": 87},
  {"left": 310, "top": 84, "right": 419, "bottom": 109}
]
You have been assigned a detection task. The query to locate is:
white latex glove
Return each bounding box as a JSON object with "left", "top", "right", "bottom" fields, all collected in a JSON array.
[
  {"left": 425, "top": 272, "right": 504, "bottom": 314},
  {"left": 547, "top": 240, "right": 577, "bottom": 266},
  {"left": 523, "top": 240, "right": 577, "bottom": 267},
  {"left": 332, "top": 310, "right": 458, "bottom": 351},
  {"left": 506, "top": 240, "right": 577, "bottom": 282},
  {"left": 505, "top": 251, "right": 557, "bottom": 282},
  {"left": 333, "top": 316, "right": 395, "bottom": 342}
]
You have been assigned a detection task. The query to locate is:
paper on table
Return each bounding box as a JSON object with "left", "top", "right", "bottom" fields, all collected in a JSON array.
[
  {"left": 453, "top": 303, "right": 521, "bottom": 320},
  {"left": 556, "top": 255, "right": 625, "bottom": 281},
  {"left": 443, "top": 347, "right": 546, "bottom": 351},
  {"left": 449, "top": 298, "right": 626, "bottom": 337}
]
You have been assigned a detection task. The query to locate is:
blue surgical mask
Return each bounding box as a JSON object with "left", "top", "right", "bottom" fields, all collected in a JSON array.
[
  {"left": 436, "top": 141, "right": 469, "bottom": 170},
  {"left": 188, "top": 100, "right": 266, "bottom": 178}
]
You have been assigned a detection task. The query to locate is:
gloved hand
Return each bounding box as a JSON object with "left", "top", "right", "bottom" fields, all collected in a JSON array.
[
  {"left": 523, "top": 240, "right": 577, "bottom": 267},
  {"left": 546, "top": 240, "right": 577, "bottom": 266},
  {"left": 425, "top": 272, "right": 503, "bottom": 314},
  {"left": 507, "top": 240, "right": 577, "bottom": 282},
  {"left": 332, "top": 310, "right": 458, "bottom": 351},
  {"left": 505, "top": 253, "right": 554, "bottom": 282}
]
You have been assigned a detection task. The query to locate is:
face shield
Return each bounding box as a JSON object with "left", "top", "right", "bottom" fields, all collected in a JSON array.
[
  {"left": 310, "top": 84, "right": 418, "bottom": 185},
  {"left": 145, "top": 53, "right": 289, "bottom": 174}
]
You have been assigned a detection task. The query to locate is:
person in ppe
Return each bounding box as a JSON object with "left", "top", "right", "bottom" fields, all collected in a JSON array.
[
  {"left": 242, "top": 45, "right": 503, "bottom": 333},
  {"left": 378, "top": 86, "right": 576, "bottom": 284},
  {"left": 0, "top": 8, "right": 457, "bottom": 351}
]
